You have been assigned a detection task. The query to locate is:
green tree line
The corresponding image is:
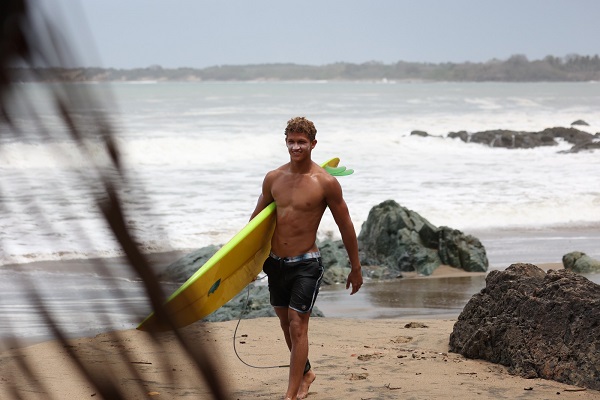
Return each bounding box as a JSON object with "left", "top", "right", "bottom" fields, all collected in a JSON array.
[{"left": 10, "top": 54, "right": 600, "bottom": 82}]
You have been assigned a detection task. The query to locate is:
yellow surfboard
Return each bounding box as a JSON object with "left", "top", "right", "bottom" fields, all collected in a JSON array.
[{"left": 137, "top": 157, "right": 352, "bottom": 332}]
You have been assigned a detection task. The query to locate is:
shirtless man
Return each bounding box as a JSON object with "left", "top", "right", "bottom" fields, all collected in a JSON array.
[{"left": 250, "top": 117, "right": 363, "bottom": 400}]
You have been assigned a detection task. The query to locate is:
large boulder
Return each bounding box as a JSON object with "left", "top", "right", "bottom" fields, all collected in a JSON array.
[
  {"left": 562, "top": 251, "right": 600, "bottom": 273},
  {"left": 449, "top": 263, "right": 600, "bottom": 390},
  {"left": 358, "top": 200, "right": 487, "bottom": 275}
]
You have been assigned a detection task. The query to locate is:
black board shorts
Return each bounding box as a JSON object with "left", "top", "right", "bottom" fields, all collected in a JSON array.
[{"left": 262, "top": 254, "right": 324, "bottom": 313}]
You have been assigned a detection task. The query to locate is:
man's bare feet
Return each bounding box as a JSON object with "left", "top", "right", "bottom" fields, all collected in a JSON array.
[{"left": 298, "top": 369, "right": 316, "bottom": 399}]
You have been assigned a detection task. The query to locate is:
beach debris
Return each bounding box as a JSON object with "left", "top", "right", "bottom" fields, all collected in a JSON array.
[
  {"left": 147, "top": 392, "right": 160, "bottom": 396},
  {"left": 384, "top": 383, "right": 402, "bottom": 390},
  {"left": 357, "top": 353, "right": 384, "bottom": 361},
  {"left": 404, "top": 322, "right": 428, "bottom": 329},
  {"left": 349, "top": 373, "right": 368, "bottom": 380},
  {"left": 391, "top": 336, "right": 413, "bottom": 343},
  {"left": 524, "top": 387, "right": 533, "bottom": 390}
]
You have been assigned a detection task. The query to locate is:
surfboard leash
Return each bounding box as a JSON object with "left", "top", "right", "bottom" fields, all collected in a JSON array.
[{"left": 232, "top": 278, "right": 290, "bottom": 369}]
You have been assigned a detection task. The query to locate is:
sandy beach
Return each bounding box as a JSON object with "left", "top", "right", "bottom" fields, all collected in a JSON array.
[
  {"left": 1, "top": 265, "right": 598, "bottom": 400},
  {"left": 0, "top": 317, "right": 597, "bottom": 399}
]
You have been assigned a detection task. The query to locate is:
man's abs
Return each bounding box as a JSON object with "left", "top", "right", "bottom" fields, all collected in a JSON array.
[{"left": 270, "top": 209, "right": 323, "bottom": 257}]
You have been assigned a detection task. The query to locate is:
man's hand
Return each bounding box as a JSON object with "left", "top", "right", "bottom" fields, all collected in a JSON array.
[{"left": 346, "top": 268, "right": 363, "bottom": 295}]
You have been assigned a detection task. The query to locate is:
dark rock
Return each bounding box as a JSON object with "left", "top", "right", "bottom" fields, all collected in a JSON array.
[
  {"left": 317, "top": 239, "right": 350, "bottom": 284},
  {"left": 438, "top": 227, "right": 488, "bottom": 272},
  {"left": 542, "top": 127, "right": 595, "bottom": 145},
  {"left": 358, "top": 200, "right": 487, "bottom": 275},
  {"left": 448, "top": 126, "right": 596, "bottom": 151},
  {"left": 468, "top": 129, "right": 556, "bottom": 148},
  {"left": 358, "top": 200, "right": 440, "bottom": 275},
  {"left": 563, "top": 140, "right": 600, "bottom": 153},
  {"left": 563, "top": 251, "right": 600, "bottom": 273},
  {"left": 449, "top": 263, "right": 600, "bottom": 390},
  {"left": 448, "top": 130, "right": 469, "bottom": 142},
  {"left": 571, "top": 119, "right": 589, "bottom": 126},
  {"left": 410, "top": 130, "right": 429, "bottom": 137}
]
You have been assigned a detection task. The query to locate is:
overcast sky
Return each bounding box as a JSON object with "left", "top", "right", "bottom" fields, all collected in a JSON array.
[{"left": 40, "top": 0, "right": 600, "bottom": 69}]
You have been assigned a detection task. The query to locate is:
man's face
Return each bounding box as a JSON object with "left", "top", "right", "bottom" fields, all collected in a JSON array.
[{"left": 285, "top": 131, "right": 316, "bottom": 160}]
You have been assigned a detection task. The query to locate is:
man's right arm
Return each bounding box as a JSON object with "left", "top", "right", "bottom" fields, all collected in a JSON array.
[{"left": 250, "top": 171, "right": 275, "bottom": 220}]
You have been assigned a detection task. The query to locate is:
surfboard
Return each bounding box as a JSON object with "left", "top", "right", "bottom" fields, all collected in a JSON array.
[{"left": 137, "top": 157, "right": 352, "bottom": 332}]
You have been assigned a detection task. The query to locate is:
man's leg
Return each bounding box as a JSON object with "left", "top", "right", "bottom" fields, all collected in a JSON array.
[{"left": 274, "top": 307, "right": 314, "bottom": 399}]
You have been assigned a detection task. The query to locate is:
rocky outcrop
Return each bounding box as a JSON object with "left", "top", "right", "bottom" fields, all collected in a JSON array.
[
  {"left": 358, "top": 200, "right": 488, "bottom": 276},
  {"left": 563, "top": 140, "right": 600, "bottom": 153},
  {"left": 563, "top": 251, "right": 600, "bottom": 273},
  {"left": 447, "top": 126, "right": 597, "bottom": 152},
  {"left": 410, "top": 130, "right": 429, "bottom": 137},
  {"left": 438, "top": 227, "right": 489, "bottom": 273},
  {"left": 449, "top": 263, "right": 600, "bottom": 390},
  {"left": 317, "top": 239, "right": 351, "bottom": 284}
]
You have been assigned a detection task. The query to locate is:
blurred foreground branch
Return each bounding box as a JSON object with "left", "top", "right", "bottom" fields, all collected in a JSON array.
[{"left": 0, "top": 1, "right": 227, "bottom": 398}]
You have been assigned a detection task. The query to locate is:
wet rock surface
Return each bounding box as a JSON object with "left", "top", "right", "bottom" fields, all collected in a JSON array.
[
  {"left": 562, "top": 251, "right": 600, "bottom": 273},
  {"left": 447, "top": 126, "right": 599, "bottom": 152},
  {"left": 449, "top": 263, "right": 600, "bottom": 390},
  {"left": 358, "top": 200, "right": 488, "bottom": 276}
]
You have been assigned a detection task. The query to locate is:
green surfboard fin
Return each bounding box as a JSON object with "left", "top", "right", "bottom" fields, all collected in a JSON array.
[{"left": 324, "top": 165, "right": 354, "bottom": 176}]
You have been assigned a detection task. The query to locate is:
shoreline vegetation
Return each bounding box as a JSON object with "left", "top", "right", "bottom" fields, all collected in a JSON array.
[{"left": 10, "top": 54, "right": 600, "bottom": 83}]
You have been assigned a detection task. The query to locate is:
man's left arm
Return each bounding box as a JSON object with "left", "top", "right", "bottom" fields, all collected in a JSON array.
[{"left": 324, "top": 176, "right": 363, "bottom": 294}]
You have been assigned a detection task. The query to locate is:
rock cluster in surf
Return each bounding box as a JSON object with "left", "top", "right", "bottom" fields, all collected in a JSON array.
[{"left": 412, "top": 125, "right": 600, "bottom": 153}]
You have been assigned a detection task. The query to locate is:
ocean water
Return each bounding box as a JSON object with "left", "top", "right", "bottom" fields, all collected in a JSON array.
[
  {"left": 1, "top": 81, "right": 600, "bottom": 341},
  {"left": 2, "top": 81, "right": 599, "bottom": 266}
]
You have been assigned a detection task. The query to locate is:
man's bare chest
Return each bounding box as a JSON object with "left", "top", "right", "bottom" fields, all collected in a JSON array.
[{"left": 271, "top": 175, "right": 326, "bottom": 211}]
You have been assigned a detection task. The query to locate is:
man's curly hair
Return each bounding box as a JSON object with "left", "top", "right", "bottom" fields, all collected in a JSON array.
[{"left": 284, "top": 117, "right": 317, "bottom": 141}]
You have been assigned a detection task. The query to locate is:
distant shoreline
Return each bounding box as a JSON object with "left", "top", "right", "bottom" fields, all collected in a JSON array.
[{"left": 8, "top": 54, "right": 600, "bottom": 82}]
